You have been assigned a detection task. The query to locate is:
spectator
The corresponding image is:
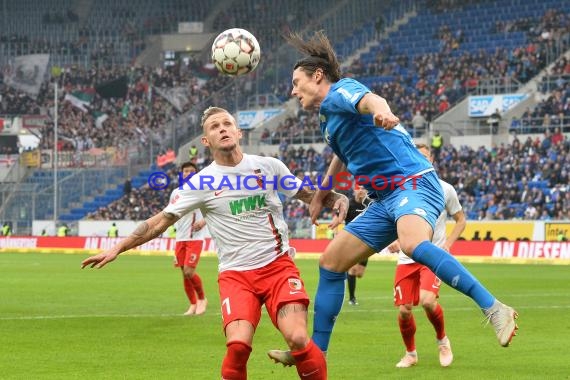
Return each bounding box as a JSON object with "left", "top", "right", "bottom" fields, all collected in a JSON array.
[
  {"left": 2, "top": 222, "right": 12, "bottom": 236},
  {"left": 375, "top": 16, "right": 385, "bottom": 38},
  {"left": 108, "top": 222, "right": 119, "bottom": 237},
  {"left": 123, "top": 178, "right": 132, "bottom": 196},
  {"left": 430, "top": 131, "right": 443, "bottom": 160},
  {"left": 57, "top": 224, "right": 69, "bottom": 236},
  {"left": 188, "top": 145, "right": 198, "bottom": 160},
  {"left": 412, "top": 110, "right": 427, "bottom": 135},
  {"left": 487, "top": 109, "right": 501, "bottom": 134},
  {"left": 551, "top": 127, "right": 564, "bottom": 145}
]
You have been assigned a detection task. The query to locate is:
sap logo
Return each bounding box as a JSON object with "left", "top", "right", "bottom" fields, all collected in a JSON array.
[{"left": 469, "top": 97, "right": 493, "bottom": 115}]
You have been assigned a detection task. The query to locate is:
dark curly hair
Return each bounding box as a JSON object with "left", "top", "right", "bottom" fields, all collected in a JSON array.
[{"left": 285, "top": 30, "right": 341, "bottom": 82}]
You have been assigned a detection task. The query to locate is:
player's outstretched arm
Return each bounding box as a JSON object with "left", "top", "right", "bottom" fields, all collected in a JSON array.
[
  {"left": 308, "top": 155, "right": 346, "bottom": 224},
  {"left": 443, "top": 210, "right": 466, "bottom": 251},
  {"left": 81, "top": 211, "right": 179, "bottom": 269},
  {"left": 357, "top": 93, "right": 400, "bottom": 130},
  {"left": 321, "top": 191, "right": 349, "bottom": 229},
  {"left": 295, "top": 187, "right": 348, "bottom": 229}
]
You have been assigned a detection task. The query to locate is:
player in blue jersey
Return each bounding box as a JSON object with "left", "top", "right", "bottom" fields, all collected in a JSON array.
[{"left": 268, "top": 30, "right": 518, "bottom": 367}]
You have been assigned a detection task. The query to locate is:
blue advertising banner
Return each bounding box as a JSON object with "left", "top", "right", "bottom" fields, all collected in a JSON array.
[
  {"left": 237, "top": 108, "right": 283, "bottom": 129},
  {"left": 468, "top": 94, "right": 527, "bottom": 117}
]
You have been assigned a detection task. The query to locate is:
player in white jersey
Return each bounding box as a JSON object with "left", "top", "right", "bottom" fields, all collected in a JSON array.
[
  {"left": 171, "top": 161, "right": 208, "bottom": 316},
  {"left": 387, "top": 143, "right": 466, "bottom": 368},
  {"left": 81, "top": 106, "right": 348, "bottom": 380}
]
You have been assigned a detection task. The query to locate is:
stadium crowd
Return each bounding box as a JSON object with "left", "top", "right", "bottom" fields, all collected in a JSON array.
[
  {"left": 343, "top": 7, "right": 570, "bottom": 130},
  {"left": 0, "top": 63, "right": 232, "bottom": 154},
  {"left": 510, "top": 57, "right": 570, "bottom": 134},
  {"left": 85, "top": 126, "right": 569, "bottom": 233}
]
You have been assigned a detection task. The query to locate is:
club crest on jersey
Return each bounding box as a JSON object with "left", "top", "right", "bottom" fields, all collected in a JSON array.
[
  {"left": 254, "top": 169, "right": 263, "bottom": 188},
  {"left": 288, "top": 278, "right": 302, "bottom": 291}
]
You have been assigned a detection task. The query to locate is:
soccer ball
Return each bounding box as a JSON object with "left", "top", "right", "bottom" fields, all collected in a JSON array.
[{"left": 211, "top": 28, "right": 261, "bottom": 76}]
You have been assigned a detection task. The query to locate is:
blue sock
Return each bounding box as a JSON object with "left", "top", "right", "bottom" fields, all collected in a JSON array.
[
  {"left": 312, "top": 266, "right": 347, "bottom": 352},
  {"left": 411, "top": 241, "right": 495, "bottom": 309}
]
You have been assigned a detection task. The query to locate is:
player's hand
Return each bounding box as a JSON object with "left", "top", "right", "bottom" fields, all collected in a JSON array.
[
  {"left": 192, "top": 220, "right": 205, "bottom": 231},
  {"left": 387, "top": 240, "right": 401, "bottom": 253},
  {"left": 373, "top": 111, "right": 400, "bottom": 130},
  {"left": 329, "top": 194, "right": 349, "bottom": 229},
  {"left": 81, "top": 250, "right": 119, "bottom": 269},
  {"left": 443, "top": 241, "right": 452, "bottom": 252},
  {"left": 309, "top": 196, "right": 325, "bottom": 226}
]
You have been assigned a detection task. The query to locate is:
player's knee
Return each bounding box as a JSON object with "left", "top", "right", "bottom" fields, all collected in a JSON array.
[
  {"left": 318, "top": 252, "right": 336, "bottom": 270},
  {"left": 419, "top": 294, "right": 437, "bottom": 309},
  {"left": 319, "top": 248, "right": 348, "bottom": 272},
  {"left": 284, "top": 328, "right": 310, "bottom": 351},
  {"left": 420, "top": 300, "right": 436, "bottom": 311},
  {"left": 398, "top": 305, "right": 413, "bottom": 319},
  {"left": 183, "top": 267, "right": 195, "bottom": 278}
]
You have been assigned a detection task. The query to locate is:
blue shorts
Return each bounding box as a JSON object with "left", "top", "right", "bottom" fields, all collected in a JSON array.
[{"left": 344, "top": 171, "right": 445, "bottom": 252}]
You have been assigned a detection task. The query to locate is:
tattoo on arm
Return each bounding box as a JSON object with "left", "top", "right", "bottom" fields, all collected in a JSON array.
[
  {"left": 119, "top": 212, "right": 178, "bottom": 252},
  {"left": 132, "top": 221, "right": 163, "bottom": 241},
  {"left": 163, "top": 211, "right": 178, "bottom": 220},
  {"left": 294, "top": 188, "right": 316, "bottom": 204},
  {"left": 322, "top": 191, "right": 346, "bottom": 209},
  {"left": 132, "top": 222, "right": 149, "bottom": 237}
]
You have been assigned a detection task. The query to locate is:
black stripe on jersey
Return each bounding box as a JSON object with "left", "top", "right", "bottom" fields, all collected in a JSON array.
[{"left": 267, "top": 213, "right": 283, "bottom": 253}]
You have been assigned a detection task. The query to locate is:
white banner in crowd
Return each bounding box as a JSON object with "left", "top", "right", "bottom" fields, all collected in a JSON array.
[
  {"left": 468, "top": 94, "right": 527, "bottom": 117},
  {"left": 4, "top": 54, "right": 50, "bottom": 99},
  {"left": 178, "top": 22, "right": 204, "bottom": 33},
  {"left": 154, "top": 87, "right": 190, "bottom": 112}
]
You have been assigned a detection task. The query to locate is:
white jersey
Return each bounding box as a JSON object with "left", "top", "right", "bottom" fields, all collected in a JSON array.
[
  {"left": 396, "top": 179, "right": 462, "bottom": 265},
  {"left": 163, "top": 154, "right": 302, "bottom": 272},
  {"left": 170, "top": 189, "right": 207, "bottom": 241}
]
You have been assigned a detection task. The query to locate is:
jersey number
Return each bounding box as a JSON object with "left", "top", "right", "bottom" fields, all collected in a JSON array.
[
  {"left": 393, "top": 285, "right": 402, "bottom": 302},
  {"left": 222, "top": 297, "right": 231, "bottom": 315}
]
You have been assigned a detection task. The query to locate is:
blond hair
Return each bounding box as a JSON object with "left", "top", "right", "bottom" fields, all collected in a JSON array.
[{"left": 200, "top": 106, "right": 231, "bottom": 130}]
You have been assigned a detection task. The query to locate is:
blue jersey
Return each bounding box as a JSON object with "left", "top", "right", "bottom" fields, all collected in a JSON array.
[{"left": 319, "top": 78, "right": 433, "bottom": 195}]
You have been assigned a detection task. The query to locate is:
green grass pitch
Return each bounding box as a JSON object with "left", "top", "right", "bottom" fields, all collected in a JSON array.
[{"left": 1, "top": 252, "right": 568, "bottom": 379}]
